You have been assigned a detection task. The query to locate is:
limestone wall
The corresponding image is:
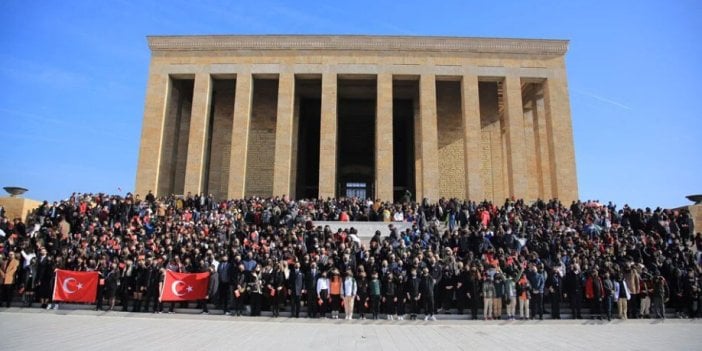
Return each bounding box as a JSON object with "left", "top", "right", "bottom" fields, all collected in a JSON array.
[{"left": 245, "top": 79, "right": 278, "bottom": 197}]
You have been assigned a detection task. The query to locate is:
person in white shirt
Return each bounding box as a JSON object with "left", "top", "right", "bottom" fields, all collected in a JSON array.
[
  {"left": 342, "top": 269, "right": 357, "bottom": 320},
  {"left": 316, "top": 271, "right": 330, "bottom": 318}
]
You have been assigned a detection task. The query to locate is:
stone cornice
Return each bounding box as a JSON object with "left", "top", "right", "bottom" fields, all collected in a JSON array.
[{"left": 147, "top": 35, "right": 568, "bottom": 56}]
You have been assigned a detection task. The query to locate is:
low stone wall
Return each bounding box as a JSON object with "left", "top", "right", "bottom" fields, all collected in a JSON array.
[
  {"left": 312, "top": 221, "right": 414, "bottom": 242},
  {"left": 0, "top": 197, "right": 41, "bottom": 222}
]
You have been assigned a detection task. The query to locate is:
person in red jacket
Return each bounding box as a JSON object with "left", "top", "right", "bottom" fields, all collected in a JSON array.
[{"left": 585, "top": 269, "right": 605, "bottom": 320}]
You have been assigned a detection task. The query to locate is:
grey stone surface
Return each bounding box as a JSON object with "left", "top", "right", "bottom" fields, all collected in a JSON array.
[
  {"left": 313, "top": 221, "right": 414, "bottom": 242},
  {"left": 1, "top": 309, "right": 700, "bottom": 351}
]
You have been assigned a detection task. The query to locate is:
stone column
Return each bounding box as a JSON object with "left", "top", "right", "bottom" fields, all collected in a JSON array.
[
  {"left": 461, "top": 75, "right": 483, "bottom": 201},
  {"left": 135, "top": 72, "right": 169, "bottom": 197},
  {"left": 502, "top": 75, "right": 528, "bottom": 198},
  {"left": 272, "top": 72, "right": 295, "bottom": 197},
  {"left": 183, "top": 72, "right": 213, "bottom": 195},
  {"left": 227, "top": 72, "right": 253, "bottom": 199},
  {"left": 533, "top": 93, "right": 553, "bottom": 200},
  {"left": 418, "top": 74, "right": 440, "bottom": 202},
  {"left": 544, "top": 75, "right": 578, "bottom": 203},
  {"left": 375, "top": 73, "right": 394, "bottom": 201},
  {"left": 318, "top": 72, "right": 338, "bottom": 198}
]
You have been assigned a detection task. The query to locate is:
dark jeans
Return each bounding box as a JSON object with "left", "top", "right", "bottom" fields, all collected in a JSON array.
[
  {"left": 530, "top": 293, "right": 543, "bottom": 319},
  {"left": 1, "top": 284, "right": 14, "bottom": 307},
  {"left": 250, "top": 292, "right": 262, "bottom": 316},
  {"left": 551, "top": 295, "right": 561, "bottom": 319},
  {"left": 629, "top": 294, "right": 640, "bottom": 318},
  {"left": 307, "top": 292, "right": 319, "bottom": 317},
  {"left": 604, "top": 295, "right": 614, "bottom": 320},
  {"left": 218, "top": 283, "right": 232, "bottom": 312},
  {"left": 424, "top": 295, "right": 435, "bottom": 316},
  {"left": 290, "top": 294, "right": 302, "bottom": 317},
  {"left": 371, "top": 295, "right": 380, "bottom": 319},
  {"left": 409, "top": 296, "right": 420, "bottom": 317},
  {"left": 570, "top": 293, "right": 582, "bottom": 319}
]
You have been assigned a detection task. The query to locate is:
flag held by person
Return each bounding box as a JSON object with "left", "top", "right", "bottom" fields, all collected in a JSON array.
[
  {"left": 160, "top": 270, "right": 209, "bottom": 302},
  {"left": 52, "top": 269, "right": 99, "bottom": 303}
]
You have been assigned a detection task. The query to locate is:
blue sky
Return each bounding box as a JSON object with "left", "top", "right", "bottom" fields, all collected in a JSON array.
[{"left": 0, "top": 0, "right": 700, "bottom": 208}]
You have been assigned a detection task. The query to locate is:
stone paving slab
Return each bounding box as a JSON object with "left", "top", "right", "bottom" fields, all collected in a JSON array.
[{"left": 1, "top": 309, "right": 700, "bottom": 351}]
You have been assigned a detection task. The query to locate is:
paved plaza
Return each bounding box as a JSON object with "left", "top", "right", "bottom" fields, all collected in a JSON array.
[{"left": 1, "top": 309, "right": 700, "bottom": 351}]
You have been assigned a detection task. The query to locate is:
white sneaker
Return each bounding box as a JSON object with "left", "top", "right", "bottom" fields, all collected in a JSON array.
[
  {"left": 389, "top": 315, "right": 394, "bottom": 320},
  {"left": 46, "top": 304, "right": 52, "bottom": 310},
  {"left": 430, "top": 316, "right": 436, "bottom": 321},
  {"left": 387, "top": 315, "right": 391, "bottom": 320},
  {"left": 424, "top": 316, "right": 429, "bottom": 321},
  {"left": 53, "top": 304, "right": 59, "bottom": 310},
  {"left": 398, "top": 315, "right": 403, "bottom": 320}
]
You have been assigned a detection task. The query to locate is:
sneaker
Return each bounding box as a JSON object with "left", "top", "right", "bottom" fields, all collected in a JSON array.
[
  {"left": 46, "top": 304, "right": 53, "bottom": 310},
  {"left": 53, "top": 304, "right": 59, "bottom": 310},
  {"left": 387, "top": 315, "right": 391, "bottom": 320},
  {"left": 398, "top": 316, "right": 403, "bottom": 320},
  {"left": 430, "top": 315, "right": 436, "bottom": 321},
  {"left": 424, "top": 315, "right": 429, "bottom": 321}
]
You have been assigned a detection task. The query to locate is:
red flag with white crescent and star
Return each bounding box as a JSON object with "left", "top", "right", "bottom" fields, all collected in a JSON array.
[
  {"left": 160, "top": 270, "right": 210, "bottom": 302},
  {"left": 52, "top": 269, "right": 99, "bottom": 303}
]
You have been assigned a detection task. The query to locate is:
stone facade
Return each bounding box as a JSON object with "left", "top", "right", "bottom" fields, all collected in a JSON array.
[
  {"left": 0, "top": 197, "right": 41, "bottom": 222},
  {"left": 135, "top": 35, "right": 579, "bottom": 203}
]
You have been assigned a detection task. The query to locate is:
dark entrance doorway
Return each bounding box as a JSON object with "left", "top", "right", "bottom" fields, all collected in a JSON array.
[
  {"left": 294, "top": 78, "right": 322, "bottom": 199},
  {"left": 337, "top": 98, "right": 376, "bottom": 198}
]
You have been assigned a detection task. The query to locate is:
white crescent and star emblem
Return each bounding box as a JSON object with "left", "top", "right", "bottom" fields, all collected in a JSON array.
[
  {"left": 62, "top": 277, "right": 83, "bottom": 294},
  {"left": 171, "top": 280, "right": 193, "bottom": 297}
]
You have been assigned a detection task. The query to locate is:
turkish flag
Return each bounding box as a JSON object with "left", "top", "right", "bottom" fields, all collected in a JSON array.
[
  {"left": 52, "top": 269, "right": 99, "bottom": 303},
  {"left": 160, "top": 270, "right": 210, "bottom": 302}
]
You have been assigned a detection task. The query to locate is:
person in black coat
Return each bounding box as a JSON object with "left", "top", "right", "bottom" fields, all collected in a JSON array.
[
  {"left": 233, "top": 264, "right": 247, "bottom": 316},
  {"left": 201, "top": 265, "right": 218, "bottom": 314},
  {"left": 132, "top": 259, "right": 148, "bottom": 312},
  {"left": 217, "top": 255, "right": 234, "bottom": 315},
  {"left": 104, "top": 263, "right": 120, "bottom": 311},
  {"left": 421, "top": 268, "right": 436, "bottom": 320},
  {"left": 35, "top": 248, "right": 53, "bottom": 308},
  {"left": 143, "top": 260, "right": 162, "bottom": 313},
  {"left": 305, "top": 263, "right": 320, "bottom": 318},
  {"left": 405, "top": 268, "right": 421, "bottom": 320},
  {"left": 288, "top": 262, "right": 305, "bottom": 318},
  {"left": 269, "top": 263, "right": 286, "bottom": 317},
  {"left": 564, "top": 263, "right": 584, "bottom": 319},
  {"left": 466, "top": 267, "right": 482, "bottom": 320},
  {"left": 455, "top": 263, "right": 469, "bottom": 314},
  {"left": 546, "top": 267, "right": 563, "bottom": 319}
]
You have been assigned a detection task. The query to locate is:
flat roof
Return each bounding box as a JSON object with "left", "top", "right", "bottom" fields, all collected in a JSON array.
[{"left": 147, "top": 35, "right": 568, "bottom": 55}]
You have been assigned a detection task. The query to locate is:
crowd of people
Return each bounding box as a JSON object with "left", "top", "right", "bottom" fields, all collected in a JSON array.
[{"left": 0, "top": 191, "right": 700, "bottom": 321}]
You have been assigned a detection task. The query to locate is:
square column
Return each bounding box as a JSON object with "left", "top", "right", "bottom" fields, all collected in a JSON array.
[
  {"left": 183, "top": 72, "right": 213, "bottom": 195},
  {"left": 418, "top": 74, "right": 440, "bottom": 202},
  {"left": 375, "top": 73, "right": 393, "bottom": 201},
  {"left": 318, "top": 72, "right": 338, "bottom": 198},
  {"left": 533, "top": 94, "right": 553, "bottom": 200},
  {"left": 135, "top": 72, "right": 169, "bottom": 197},
  {"left": 543, "top": 76, "right": 578, "bottom": 203},
  {"left": 227, "top": 72, "right": 253, "bottom": 199},
  {"left": 460, "top": 75, "right": 483, "bottom": 201},
  {"left": 272, "top": 72, "right": 295, "bottom": 197},
  {"left": 503, "top": 75, "right": 528, "bottom": 198}
]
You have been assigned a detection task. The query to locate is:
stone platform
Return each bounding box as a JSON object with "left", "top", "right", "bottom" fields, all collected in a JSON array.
[
  {"left": 1, "top": 308, "right": 700, "bottom": 351},
  {"left": 313, "top": 221, "right": 414, "bottom": 242}
]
